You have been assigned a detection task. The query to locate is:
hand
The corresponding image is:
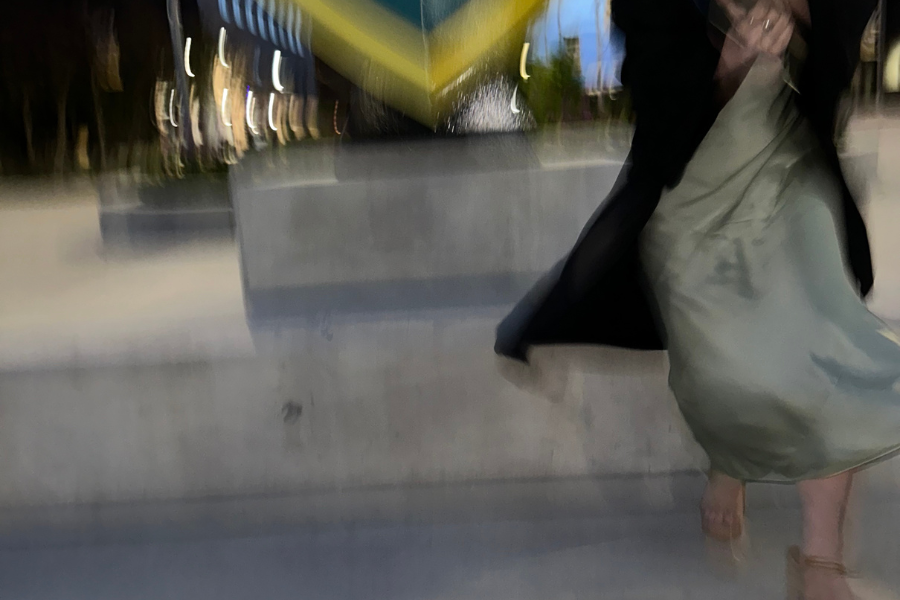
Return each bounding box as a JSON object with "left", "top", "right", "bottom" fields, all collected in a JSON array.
[{"left": 716, "top": 0, "right": 794, "bottom": 57}]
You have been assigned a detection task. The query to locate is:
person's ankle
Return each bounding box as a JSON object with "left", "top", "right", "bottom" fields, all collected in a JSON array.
[
  {"left": 708, "top": 470, "right": 742, "bottom": 487},
  {"left": 801, "top": 541, "right": 843, "bottom": 563}
]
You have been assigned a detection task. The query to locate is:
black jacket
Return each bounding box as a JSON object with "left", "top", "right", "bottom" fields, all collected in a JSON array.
[{"left": 495, "top": 0, "right": 876, "bottom": 362}]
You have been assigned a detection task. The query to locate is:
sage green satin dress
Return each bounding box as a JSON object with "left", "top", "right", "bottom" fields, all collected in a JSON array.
[{"left": 641, "top": 57, "right": 900, "bottom": 482}]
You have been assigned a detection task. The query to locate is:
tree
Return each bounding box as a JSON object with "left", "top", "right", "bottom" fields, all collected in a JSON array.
[{"left": 523, "top": 47, "right": 583, "bottom": 125}]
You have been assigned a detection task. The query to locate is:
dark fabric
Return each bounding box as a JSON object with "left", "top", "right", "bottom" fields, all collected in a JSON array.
[
  {"left": 799, "top": 0, "right": 877, "bottom": 296},
  {"left": 495, "top": 0, "right": 875, "bottom": 362}
]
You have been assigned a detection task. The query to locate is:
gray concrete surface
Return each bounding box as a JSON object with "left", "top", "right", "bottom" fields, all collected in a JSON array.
[
  {"left": 0, "top": 121, "right": 900, "bottom": 568},
  {"left": 3, "top": 500, "right": 900, "bottom": 600},
  {"left": 0, "top": 330, "right": 702, "bottom": 507},
  {"left": 0, "top": 510, "right": 797, "bottom": 600},
  {"left": 97, "top": 173, "right": 233, "bottom": 244},
  {"left": 0, "top": 201, "right": 249, "bottom": 370},
  {"left": 232, "top": 139, "right": 623, "bottom": 322},
  {"left": 0, "top": 166, "right": 705, "bottom": 516}
]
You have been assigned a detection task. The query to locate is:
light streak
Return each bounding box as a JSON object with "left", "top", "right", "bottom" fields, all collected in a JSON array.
[
  {"left": 218, "top": 28, "right": 230, "bottom": 68},
  {"left": 246, "top": 90, "right": 259, "bottom": 134},
  {"left": 520, "top": 43, "right": 531, "bottom": 80},
  {"left": 184, "top": 37, "right": 195, "bottom": 78},
  {"left": 268, "top": 92, "right": 278, "bottom": 130},
  {"left": 272, "top": 50, "right": 284, "bottom": 92},
  {"left": 221, "top": 88, "right": 232, "bottom": 127}
]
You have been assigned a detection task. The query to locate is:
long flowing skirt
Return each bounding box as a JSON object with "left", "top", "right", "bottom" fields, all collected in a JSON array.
[{"left": 641, "top": 58, "right": 900, "bottom": 482}]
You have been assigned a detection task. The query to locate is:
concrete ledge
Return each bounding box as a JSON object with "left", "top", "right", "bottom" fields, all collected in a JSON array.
[
  {"left": 233, "top": 140, "right": 624, "bottom": 321},
  {"left": 246, "top": 273, "right": 543, "bottom": 323},
  {"left": 99, "top": 206, "right": 234, "bottom": 243},
  {"left": 97, "top": 174, "right": 233, "bottom": 244},
  {"left": 233, "top": 134, "right": 878, "bottom": 322},
  {"left": 330, "top": 134, "right": 540, "bottom": 180}
]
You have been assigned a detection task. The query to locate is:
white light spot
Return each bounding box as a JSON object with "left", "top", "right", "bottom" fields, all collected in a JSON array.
[
  {"left": 222, "top": 88, "right": 232, "bottom": 127},
  {"left": 246, "top": 90, "right": 259, "bottom": 134},
  {"left": 268, "top": 92, "right": 278, "bottom": 131},
  {"left": 169, "top": 89, "right": 178, "bottom": 127},
  {"left": 272, "top": 50, "right": 284, "bottom": 92},
  {"left": 218, "top": 28, "right": 230, "bottom": 68},
  {"left": 510, "top": 85, "right": 520, "bottom": 114},
  {"left": 184, "top": 37, "right": 195, "bottom": 78}
]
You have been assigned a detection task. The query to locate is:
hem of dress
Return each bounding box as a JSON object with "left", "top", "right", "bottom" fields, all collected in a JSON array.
[{"left": 739, "top": 446, "right": 900, "bottom": 485}]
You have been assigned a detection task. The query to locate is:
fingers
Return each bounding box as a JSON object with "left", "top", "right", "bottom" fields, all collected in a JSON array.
[
  {"left": 763, "top": 17, "right": 794, "bottom": 55},
  {"left": 741, "top": 3, "right": 778, "bottom": 49},
  {"left": 731, "top": 1, "right": 794, "bottom": 57},
  {"left": 756, "top": 7, "right": 793, "bottom": 55}
]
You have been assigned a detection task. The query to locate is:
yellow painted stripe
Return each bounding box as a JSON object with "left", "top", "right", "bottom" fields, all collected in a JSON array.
[
  {"left": 429, "top": 0, "right": 547, "bottom": 90},
  {"left": 287, "top": 0, "right": 428, "bottom": 87},
  {"left": 282, "top": 0, "right": 548, "bottom": 125}
]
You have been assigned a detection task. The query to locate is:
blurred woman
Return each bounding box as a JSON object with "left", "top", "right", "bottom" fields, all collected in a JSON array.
[
  {"left": 497, "top": 0, "right": 896, "bottom": 598},
  {"left": 640, "top": 1, "right": 900, "bottom": 598}
]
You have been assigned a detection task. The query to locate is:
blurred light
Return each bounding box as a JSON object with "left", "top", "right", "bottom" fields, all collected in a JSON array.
[
  {"left": 268, "top": 92, "right": 278, "bottom": 131},
  {"left": 277, "top": 1, "right": 288, "bottom": 49},
  {"left": 520, "top": 43, "right": 531, "bottom": 80},
  {"left": 191, "top": 85, "right": 203, "bottom": 146},
  {"left": 246, "top": 0, "right": 256, "bottom": 35},
  {"left": 295, "top": 7, "right": 303, "bottom": 57},
  {"left": 436, "top": 66, "right": 475, "bottom": 100},
  {"left": 184, "top": 38, "right": 195, "bottom": 78},
  {"left": 448, "top": 77, "right": 534, "bottom": 133},
  {"left": 286, "top": 6, "right": 297, "bottom": 55},
  {"left": 246, "top": 90, "right": 259, "bottom": 134},
  {"left": 233, "top": 0, "right": 244, "bottom": 30},
  {"left": 272, "top": 50, "right": 284, "bottom": 92},
  {"left": 218, "top": 0, "right": 231, "bottom": 23},
  {"left": 887, "top": 43, "right": 900, "bottom": 92},
  {"left": 288, "top": 94, "right": 302, "bottom": 138},
  {"left": 510, "top": 85, "right": 520, "bottom": 114},
  {"left": 268, "top": 0, "right": 278, "bottom": 44},
  {"left": 293, "top": 0, "right": 542, "bottom": 126},
  {"left": 218, "top": 28, "right": 230, "bottom": 68},
  {"left": 258, "top": 1, "right": 268, "bottom": 41},
  {"left": 222, "top": 88, "right": 232, "bottom": 127},
  {"left": 169, "top": 89, "right": 178, "bottom": 128},
  {"left": 253, "top": 47, "right": 262, "bottom": 86}
]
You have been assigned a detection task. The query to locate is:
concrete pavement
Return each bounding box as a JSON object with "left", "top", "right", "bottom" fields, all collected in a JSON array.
[
  {"left": 2, "top": 119, "right": 900, "bottom": 598},
  {"left": 3, "top": 500, "right": 900, "bottom": 600}
]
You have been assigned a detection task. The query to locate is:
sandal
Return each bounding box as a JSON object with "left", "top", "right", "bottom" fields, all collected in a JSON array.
[{"left": 786, "top": 546, "right": 900, "bottom": 600}]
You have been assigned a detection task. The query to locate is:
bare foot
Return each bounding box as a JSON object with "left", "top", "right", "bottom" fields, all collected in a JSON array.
[{"left": 701, "top": 470, "right": 745, "bottom": 541}]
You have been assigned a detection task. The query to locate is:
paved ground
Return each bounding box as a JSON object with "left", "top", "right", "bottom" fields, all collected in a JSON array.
[
  {"left": 2, "top": 503, "right": 900, "bottom": 600},
  {"left": 0, "top": 178, "right": 251, "bottom": 370},
  {"left": 2, "top": 121, "right": 900, "bottom": 599}
]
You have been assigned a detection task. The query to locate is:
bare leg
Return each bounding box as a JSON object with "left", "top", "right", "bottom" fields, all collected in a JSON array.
[
  {"left": 797, "top": 472, "right": 854, "bottom": 600},
  {"left": 701, "top": 470, "right": 744, "bottom": 540}
]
